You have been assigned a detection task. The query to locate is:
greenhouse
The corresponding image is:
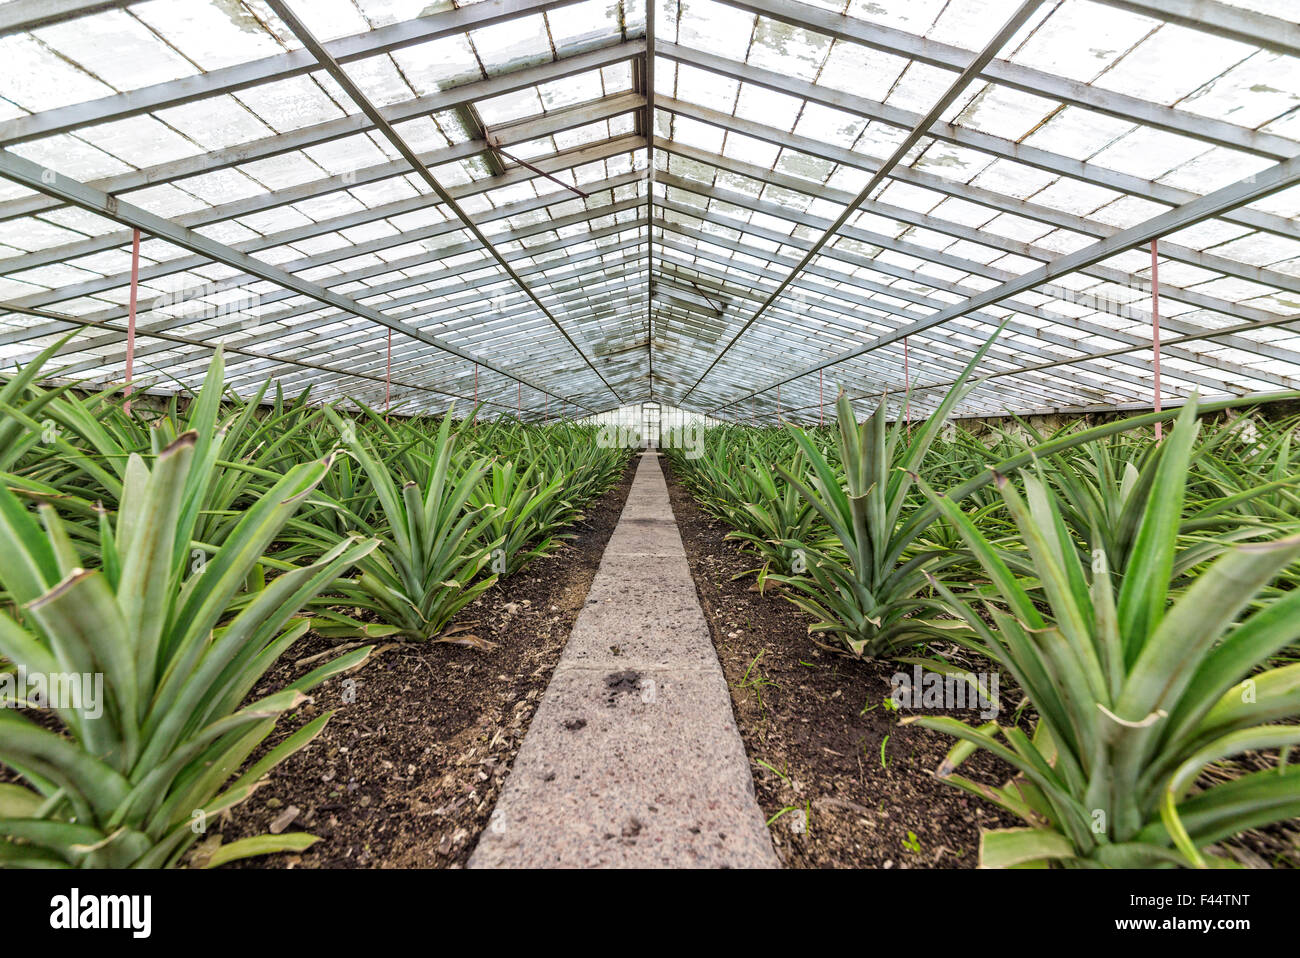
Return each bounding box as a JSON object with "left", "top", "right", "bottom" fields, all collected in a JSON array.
[{"left": 0, "top": 0, "right": 1299, "bottom": 889}]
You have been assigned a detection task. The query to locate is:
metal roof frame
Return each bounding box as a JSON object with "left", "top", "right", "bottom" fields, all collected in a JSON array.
[{"left": 0, "top": 0, "right": 1296, "bottom": 421}]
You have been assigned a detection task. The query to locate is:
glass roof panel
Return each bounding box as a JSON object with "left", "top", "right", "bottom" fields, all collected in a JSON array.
[{"left": 0, "top": 0, "right": 1296, "bottom": 419}]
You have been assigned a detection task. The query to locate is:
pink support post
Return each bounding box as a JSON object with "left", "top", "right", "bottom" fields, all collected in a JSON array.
[
  {"left": 384, "top": 327, "right": 391, "bottom": 420},
  {"left": 124, "top": 229, "right": 141, "bottom": 415},
  {"left": 1151, "top": 240, "right": 1163, "bottom": 442},
  {"left": 903, "top": 336, "right": 910, "bottom": 433},
  {"left": 819, "top": 367, "right": 824, "bottom": 426}
]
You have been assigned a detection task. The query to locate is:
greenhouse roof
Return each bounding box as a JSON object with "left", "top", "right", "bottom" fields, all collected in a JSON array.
[{"left": 0, "top": 0, "right": 1298, "bottom": 422}]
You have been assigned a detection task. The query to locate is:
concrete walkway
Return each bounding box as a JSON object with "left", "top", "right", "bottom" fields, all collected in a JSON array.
[{"left": 469, "top": 450, "right": 779, "bottom": 868}]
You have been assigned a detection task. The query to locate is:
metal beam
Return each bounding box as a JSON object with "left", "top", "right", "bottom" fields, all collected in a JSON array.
[
  {"left": 946, "top": 389, "right": 1300, "bottom": 423},
  {"left": 649, "top": 227, "right": 1178, "bottom": 407},
  {"left": 650, "top": 217, "right": 1220, "bottom": 401},
  {"left": 2, "top": 100, "right": 643, "bottom": 285},
  {"left": 643, "top": 0, "right": 657, "bottom": 396},
  {"left": 656, "top": 78, "right": 1300, "bottom": 245},
  {"left": 212, "top": 266, "right": 656, "bottom": 389},
  {"left": 652, "top": 137, "right": 1300, "bottom": 373},
  {"left": 7, "top": 211, "right": 642, "bottom": 369},
  {"left": 666, "top": 234, "right": 1291, "bottom": 413},
  {"left": 0, "top": 0, "right": 590, "bottom": 146},
  {"left": 1091, "top": 0, "right": 1300, "bottom": 59},
  {"left": 649, "top": 218, "right": 1300, "bottom": 411},
  {"left": 679, "top": 0, "right": 1048, "bottom": 402},
  {"left": 461, "top": 103, "right": 508, "bottom": 179},
  {"left": 0, "top": 302, "right": 534, "bottom": 416},
  {"left": 7, "top": 177, "right": 644, "bottom": 357},
  {"left": 644, "top": 230, "right": 1156, "bottom": 408},
  {"left": 0, "top": 40, "right": 643, "bottom": 225},
  {"left": 0, "top": 150, "right": 596, "bottom": 411},
  {"left": 655, "top": 171, "right": 1300, "bottom": 389},
  {"left": 262, "top": 0, "right": 621, "bottom": 404},
  {"left": 714, "top": 0, "right": 1298, "bottom": 161},
  {"left": 0, "top": 0, "right": 126, "bottom": 37},
  {"left": 46, "top": 239, "right": 657, "bottom": 402},
  {"left": 659, "top": 43, "right": 1300, "bottom": 249},
  {"left": 711, "top": 153, "right": 1300, "bottom": 413}
]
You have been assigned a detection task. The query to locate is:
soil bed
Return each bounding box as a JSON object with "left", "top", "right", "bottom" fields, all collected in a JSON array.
[
  {"left": 663, "top": 461, "right": 1300, "bottom": 870},
  {"left": 219, "top": 459, "right": 636, "bottom": 869},
  {"left": 663, "top": 459, "right": 1021, "bottom": 869}
]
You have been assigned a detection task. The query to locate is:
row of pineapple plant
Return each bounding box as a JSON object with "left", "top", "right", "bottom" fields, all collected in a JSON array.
[
  {"left": 0, "top": 340, "right": 633, "bottom": 867},
  {"left": 665, "top": 336, "right": 1300, "bottom": 868}
]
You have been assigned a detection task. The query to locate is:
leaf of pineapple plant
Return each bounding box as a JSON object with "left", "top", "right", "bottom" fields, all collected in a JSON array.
[
  {"left": 0, "top": 423, "right": 378, "bottom": 868},
  {"left": 915, "top": 395, "right": 1300, "bottom": 867}
]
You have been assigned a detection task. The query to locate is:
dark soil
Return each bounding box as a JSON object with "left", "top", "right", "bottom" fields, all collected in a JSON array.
[
  {"left": 661, "top": 461, "right": 1300, "bottom": 870},
  {"left": 663, "top": 459, "right": 1021, "bottom": 869},
  {"left": 215, "top": 459, "right": 636, "bottom": 869}
]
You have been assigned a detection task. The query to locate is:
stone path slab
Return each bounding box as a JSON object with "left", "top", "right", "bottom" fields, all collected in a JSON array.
[{"left": 468, "top": 450, "right": 779, "bottom": 868}]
